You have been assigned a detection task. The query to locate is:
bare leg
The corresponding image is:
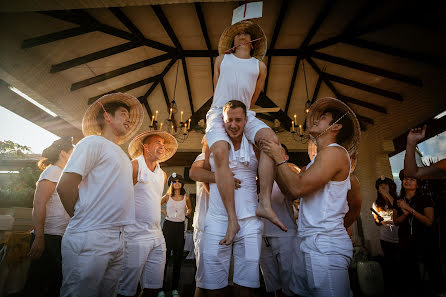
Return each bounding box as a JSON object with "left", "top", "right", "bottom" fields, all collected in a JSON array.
[
  {"left": 255, "top": 128, "right": 287, "bottom": 231},
  {"left": 210, "top": 141, "right": 240, "bottom": 245}
]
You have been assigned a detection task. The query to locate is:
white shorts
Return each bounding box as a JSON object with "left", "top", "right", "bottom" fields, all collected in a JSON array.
[
  {"left": 290, "top": 237, "right": 352, "bottom": 297},
  {"left": 60, "top": 228, "right": 124, "bottom": 297},
  {"left": 259, "top": 236, "right": 296, "bottom": 296},
  {"left": 117, "top": 236, "right": 166, "bottom": 295},
  {"left": 193, "top": 228, "right": 204, "bottom": 283},
  {"left": 205, "top": 107, "right": 269, "bottom": 149},
  {"left": 197, "top": 217, "right": 263, "bottom": 290}
]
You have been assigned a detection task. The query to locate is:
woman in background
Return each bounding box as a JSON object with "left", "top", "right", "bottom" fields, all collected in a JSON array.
[
  {"left": 159, "top": 173, "right": 191, "bottom": 297},
  {"left": 23, "top": 137, "right": 74, "bottom": 297}
]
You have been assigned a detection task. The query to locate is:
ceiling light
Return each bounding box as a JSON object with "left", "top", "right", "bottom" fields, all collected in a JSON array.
[
  {"left": 8, "top": 86, "right": 57, "bottom": 117},
  {"left": 433, "top": 110, "right": 446, "bottom": 120}
]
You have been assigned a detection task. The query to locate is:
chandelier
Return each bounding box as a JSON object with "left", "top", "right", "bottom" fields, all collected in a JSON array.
[{"left": 148, "top": 60, "right": 191, "bottom": 143}]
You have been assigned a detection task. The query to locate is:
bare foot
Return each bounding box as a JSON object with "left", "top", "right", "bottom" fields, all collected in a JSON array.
[
  {"left": 219, "top": 219, "right": 240, "bottom": 245},
  {"left": 256, "top": 203, "right": 288, "bottom": 232}
]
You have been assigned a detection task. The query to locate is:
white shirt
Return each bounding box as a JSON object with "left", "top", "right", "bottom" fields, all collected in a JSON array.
[
  {"left": 263, "top": 182, "right": 297, "bottom": 237},
  {"left": 124, "top": 155, "right": 165, "bottom": 240},
  {"left": 63, "top": 135, "right": 135, "bottom": 233},
  {"left": 192, "top": 153, "right": 209, "bottom": 232},
  {"left": 298, "top": 143, "right": 353, "bottom": 258},
  {"left": 372, "top": 202, "right": 399, "bottom": 243},
  {"left": 37, "top": 165, "right": 70, "bottom": 236},
  {"left": 166, "top": 196, "right": 187, "bottom": 223},
  {"left": 212, "top": 54, "right": 259, "bottom": 108}
]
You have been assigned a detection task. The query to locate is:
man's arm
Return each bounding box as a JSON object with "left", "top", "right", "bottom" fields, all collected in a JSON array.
[
  {"left": 131, "top": 159, "right": 138, "bottom": 185},
  {"left": 28, "top": 180, "right": 55, "bottom": 258},
  {"left": 404, "top": 125, "right": 446, "bottom": 179},
  {"left": 250, "top": 61, "right": 267, "bottom": 108},
  {"left": 213, "top": 55, "right": 224, "bottom": 90},
  {"left": 344, "top": 175, "right": 362, "bottom": 229},
  {"left": 57, "top": 172, "right": 82, "bottom": 217},
  {"left": 262, "top": 140, "right": 348, "bottom": 200},
  {"left": 189, "top": 158, "right": 240, "bottom": 188}
]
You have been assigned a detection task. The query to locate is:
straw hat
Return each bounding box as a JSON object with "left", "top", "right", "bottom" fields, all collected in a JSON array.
[
  {"left": 306, "top": 97, "right": 361, "bottom": 156},
  {"left": 82, "top": 93, "right": 144, "bottom": 145},
  {"left": 218, "top": 20, "right": 267, "bottom": 60},
  {"left": 128, "top": 130, "right": 178, "bottom": 162}
]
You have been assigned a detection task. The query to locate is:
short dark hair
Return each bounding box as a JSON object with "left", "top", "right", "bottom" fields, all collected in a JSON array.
[
  {"left": 281, "top": 144, "right": 289, "bottom": 156},
  {"left": 223, "top": 100, "right": 247, "bottom": 116},
  {"left": 38, "top": 136, "right": 74, "bottom": 170},
  {"left": 322, "top": 108, "right": 353, "bottom": 145},
  {"left": 96, "top": 102, "right": 130, "bottom": 130}
]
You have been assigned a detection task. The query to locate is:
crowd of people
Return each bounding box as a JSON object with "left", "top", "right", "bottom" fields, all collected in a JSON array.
[{"left": 20, "top": 19, "right": 445, "bottom": 297}]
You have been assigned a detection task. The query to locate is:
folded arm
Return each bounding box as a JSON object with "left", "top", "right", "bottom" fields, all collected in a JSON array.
[{"left": 57, "top": 172, "right": 82, "bottom": 217}]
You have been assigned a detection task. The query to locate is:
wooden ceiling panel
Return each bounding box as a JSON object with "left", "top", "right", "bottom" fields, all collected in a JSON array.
[{"left": 88, "top": 7, "right": 130, "bottom": 32}]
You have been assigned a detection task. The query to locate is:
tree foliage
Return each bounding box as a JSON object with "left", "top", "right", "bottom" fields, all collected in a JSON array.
[{"left": 0, "top": 140, "right": 31, "bottom": 159}]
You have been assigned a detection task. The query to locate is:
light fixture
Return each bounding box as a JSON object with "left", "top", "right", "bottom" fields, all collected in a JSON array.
[
  {"left": 9, "top": 86, "right": 57, "bottom": 117},
  {"left": 289, "top": 60, "right": 311, "bottom": 143},
  {"left": 434, "top": 110, "right": 446, "bottom": 120},
  {"left": 148, "top": 60, "right": 190, "bottom": 143}
]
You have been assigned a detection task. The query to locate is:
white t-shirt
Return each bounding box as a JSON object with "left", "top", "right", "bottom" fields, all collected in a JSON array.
[
  {"left": 37, "top": 165, "right": 70, "bottom": 236},
  {"left": 192, "top": 153, "right": 209, "bottom": 232},
  {"left": 63, "top": 135, "right": 135, "bottom": 233}
]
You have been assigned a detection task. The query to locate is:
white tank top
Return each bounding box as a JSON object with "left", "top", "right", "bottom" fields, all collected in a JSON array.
[
  {"left": 124, "top": 155, "right": 165, "bottom": 240},
  {"left": 166, "top": 195, "right": 187, "bottom": 222},
  {"left": 298, "top": 143, "right": 353, "bottom": 257},
  {"left": 212, "top": 54, "right": 259, "bottom": 108},
  {"left": 263, "top": 182, "right": 297, "bottom": 237},
  {"left": 208, "top": 141, "right": 258, "bottom": 221}
]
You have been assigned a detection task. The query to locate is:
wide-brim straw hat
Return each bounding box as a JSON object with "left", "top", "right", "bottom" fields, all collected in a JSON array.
[
  {"left": 82, "top": 93, "right": 144, "bottom": 145},
  {"left": 306, "top": 97, "right": 361, "bottom": 156},
  {"left": 128, "top": 130, "right": 178, "bottom": 162},
  {"left": 218, "top": 20, "right": 267, "bottom": 60}
]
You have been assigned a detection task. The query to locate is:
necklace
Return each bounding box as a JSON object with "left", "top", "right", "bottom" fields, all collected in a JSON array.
[{"left": 404, "top": 197, "right": 415, "bottom": 235}]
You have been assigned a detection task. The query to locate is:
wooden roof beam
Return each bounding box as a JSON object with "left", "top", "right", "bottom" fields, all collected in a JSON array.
[
  {"left": 194, "top": 2, "right": 214, "bottom": 88},
  {"left": 21, "top": 26, "right": 96, "bottom": 48}
]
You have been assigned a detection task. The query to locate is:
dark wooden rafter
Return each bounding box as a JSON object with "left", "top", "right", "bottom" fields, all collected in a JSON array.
[
  {"left": 256, "top": 92, "right": 292, "bottom": 130},
  {"left": 306, "top": 58, "right": 379, "bottom": 122},
  {"left": 344, "top": 38, "right": 446, "bottom": 68},
  {"left": 71, "top": 53, "right": 172, "bottom": 91},
  {"left": 284, "top": 0, "right": 335, "bottom": 114},
  {"left": 311, "top": 74, "right": 322, "bottom": 103},
  {"left": 137, "top": 96, "right": 153, "bottom": 119},
  {"left": 22, "top": 27, "right": 96, "bottom": 48},
  {"left": 323, "top": 73, "right": 403, "bottom": 101},
  {"left": 141, "top": 58, "right": 178, "bottom": 101},
  {"left": 194, "top": 2, "right": 214, "bottom": 88},
  {"left": 264, "top": 0, "right": 289, "bottom": 94},
  {"left": 87, "top": 75, "right": 160, "bottom": 104},
  {"left": 152, "top": 5, "right": 194, "bottom": 113},
  {"left": 109, "top": 7, "right": 144, "bottom": 38},
  {"left": 39, "top": 10, "right": 175, "bottom": 53},
  {"left": 310, "top": 51, "right": 422, "bottom": 86},
  {"left": 160, "top": 78, "right": 178, "bottom": 130},
  {"left": 51, "top": 42, "right": 141, "bottom": 73}
]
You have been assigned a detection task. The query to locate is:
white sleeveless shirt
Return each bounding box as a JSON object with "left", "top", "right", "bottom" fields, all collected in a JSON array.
[
  {"left": 212, "top": 54, "right": 259, "bottom": 108},
  {"left": 124, "top": 155, "right": 165, "bottom": 240},
  {"left": 166, "top": 196, "right": 187, "bottom": 223},
  {"left": 298, "top": 143, "right": 353, "bottom": 258}
]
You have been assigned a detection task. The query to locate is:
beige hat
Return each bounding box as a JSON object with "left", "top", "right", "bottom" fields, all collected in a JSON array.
[
  {"left": 306, "top": 97, "right": 361, "bottom": 156},
  {"left": 82, "top": 93, "right": 144, "bottom": 145},
  {"left": 218, "top": 20, "right": 267, "bottom": 60},
  {"left": 128, "top": 130, "right": 178, "bottom": 162}
]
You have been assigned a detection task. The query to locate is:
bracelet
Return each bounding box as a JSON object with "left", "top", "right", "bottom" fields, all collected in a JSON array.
[
  {"left": 412, "top": 209, "right": 415, "bottom": 215},
  {"left": 276, "top": 160, "right": 288, "bottom": 166}
]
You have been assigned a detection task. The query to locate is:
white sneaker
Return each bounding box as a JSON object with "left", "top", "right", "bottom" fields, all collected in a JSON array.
[
  {"left": 172, "top": 289, "right": 180, "bottom": 297},
  {"left": 157, "top": 291, "right": 165, "bottom": 297}
]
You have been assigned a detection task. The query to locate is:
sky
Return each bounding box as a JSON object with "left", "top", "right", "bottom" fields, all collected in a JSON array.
[{"left": 0, "top": 106, "right": 59, "bottom": 154}]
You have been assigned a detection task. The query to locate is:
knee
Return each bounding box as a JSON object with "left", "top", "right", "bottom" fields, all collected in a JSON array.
[
  {"left": 212, "top": 147, "right": 228, "bottom": 166},
  {"left": 257, "top": 128, "right": 279, "bottom": 144}
]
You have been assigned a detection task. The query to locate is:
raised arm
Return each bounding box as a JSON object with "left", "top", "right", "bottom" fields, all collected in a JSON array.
[
  {"left": 57, "top": 172, "right": 82, "bottom": 217},
  {"left": 28, "top": 180, "right": 55, "bottom": 258},
  {"left": 250, "top": 61, "right": 267, "bottom": 108},
  {"left": 344, "top": 174, "right": 362, "bottom": 229}
]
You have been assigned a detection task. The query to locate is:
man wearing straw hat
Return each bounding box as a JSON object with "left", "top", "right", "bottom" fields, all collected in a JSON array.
[
  {"left": 57, "top": 92, "right": 143, "bottom": 297},
  {"left": 206, "top": 20, "right": 286, "bottom": 246},
  {"left": 261, "top": 97, "right": 361, "bottom": 297},
  {"left": 116, "top": 130, "right": 177, "bottom": 297}
]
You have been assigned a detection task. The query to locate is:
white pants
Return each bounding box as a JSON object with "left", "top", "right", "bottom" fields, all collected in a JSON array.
[
  {"left": 205, "top": 107, "right": 269, "bottom": 149},
  {"left": 259, "top": 236, "right": 296, "bottom": 296},
  {"left": 289, "top": 237, "right": 352, "bottom": 297},
  {"left": 193, "top": 228, "right": 204, "bottom": 283},
  {"left": 117, "top": 236, "right": 166, "bottom": 296},
  {"left": 197, "top": 231, "right": 262, "bottom": 290},
  {"left": 60, "top": 228, "right": 124, "bottom": 297}
]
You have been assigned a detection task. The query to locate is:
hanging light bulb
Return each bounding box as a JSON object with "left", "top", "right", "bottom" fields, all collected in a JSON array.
[{"left": 305, "top": 100, "right": 311, "bottom": 113}]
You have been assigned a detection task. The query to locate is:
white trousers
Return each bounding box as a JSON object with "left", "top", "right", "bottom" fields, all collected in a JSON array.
[
  {"left": 60, "top": 228, "right": 124, "bottom": 297},
  {"left": 117, "top": 236, "right": 166, "bottom": 296}
]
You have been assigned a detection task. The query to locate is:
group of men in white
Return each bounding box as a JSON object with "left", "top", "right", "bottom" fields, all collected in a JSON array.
[{"left": 34, "top": 20, "right": 363, "bottom": 297}]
